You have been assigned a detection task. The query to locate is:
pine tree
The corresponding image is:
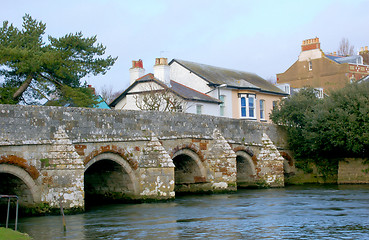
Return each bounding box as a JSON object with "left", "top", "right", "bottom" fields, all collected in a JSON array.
[{"left": 0, "top": 14, "right": 117, "bottom": 107}]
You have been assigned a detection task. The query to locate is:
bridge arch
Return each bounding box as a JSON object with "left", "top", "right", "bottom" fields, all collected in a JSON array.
[
  {"left": 235, "top": 150, "right": 257, "bottom": 188},
  {"left": 84, "top": 152, "right": 139, "bottom": 203},
  {"left": 172, "top": 148, "right": 208, "bottom": 192},
  {"left": 0, "top": 164, "right": 40, "bottom": 204}
]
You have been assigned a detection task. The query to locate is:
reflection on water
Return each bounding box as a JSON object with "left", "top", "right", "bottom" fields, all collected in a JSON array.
[{"left": 14, "top": 185, "right": 369, "bottom": 239}]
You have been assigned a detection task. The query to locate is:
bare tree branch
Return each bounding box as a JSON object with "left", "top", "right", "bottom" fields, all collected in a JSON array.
[
  {"left": 97, "top": 85, "right": 122, "bottom": 104},
  {"left": 133, "top": 82, "right": 185, "bottom": 112},
  {"left": 338, "top": 38, "right": 354, "bottom": 56}
]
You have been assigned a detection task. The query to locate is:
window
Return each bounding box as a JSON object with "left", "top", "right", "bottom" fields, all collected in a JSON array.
[
  {"left": 241, "top": 96, "right": 247, "bottom": 117},
  {"left": 260, "top": 100, "right": 265, "bottom": 120},
  {"left": 239, "top": 94, "right": 256, "bottom": 119},
  {"left": 249, "top": 96, "right": 255, "bottom": 118},
  {"left": 196, "top": 104, "right": 202, "bottom": 114},
  {"left": 272, "top": 101, "right": 278, "bottom": 110},
  {"left": 219, "top": 95, "right": 225, "bottom": 116},
  {"left": 308, "top": 61, "right": 312, "bottom": 71}
]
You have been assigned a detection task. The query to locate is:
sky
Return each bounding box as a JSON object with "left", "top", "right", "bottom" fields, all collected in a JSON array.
[{"left": 1, "top": 0, "right": 369, "bottom": 93}]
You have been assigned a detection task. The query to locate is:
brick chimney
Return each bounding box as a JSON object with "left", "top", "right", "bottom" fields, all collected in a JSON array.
[
  {"left": 129, "top": 59, "right": 145, "bottom": 84},
  {"left": 87, "top": 85, "right": 96, "bottom": 94},
  {"left": 153, "top": 58, "right": 170, "bottom": 86},
  {"left": 301, "top": 37, "right": 320, "bottom": 52}
]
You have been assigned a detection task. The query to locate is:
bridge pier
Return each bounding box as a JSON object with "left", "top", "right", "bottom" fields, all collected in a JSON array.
[
  {"left": 40, "top": 127, "right": 84, "bottom": 211},
  {"left": 138, "top": 134, "right": 175, "bottom": 199}
]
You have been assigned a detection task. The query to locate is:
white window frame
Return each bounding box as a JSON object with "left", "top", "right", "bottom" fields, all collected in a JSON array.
[
  {"left": 308, "top": 61, "right": 312, "bottom": 71},
  {"left": 239, "top": 93, "right": 256, "bottom": 120}
]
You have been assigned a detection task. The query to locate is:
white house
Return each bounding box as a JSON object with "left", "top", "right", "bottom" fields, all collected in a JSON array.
[
  {"left": 109, "top": 59, "right": 221, "bottom": 113},
  {"left": 110, "top": 58, "right": 287, "bottom": 123},
  {"left": 169, "top": 59, "right": 288, "bottom": 122}
]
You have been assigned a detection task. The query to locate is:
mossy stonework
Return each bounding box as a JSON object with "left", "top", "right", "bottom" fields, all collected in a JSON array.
[{"left": 0, "top": 104, "right": 289, "bottom": 214}]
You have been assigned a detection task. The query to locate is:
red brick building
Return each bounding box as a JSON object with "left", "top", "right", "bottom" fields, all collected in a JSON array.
[{"left": 277, "top": 37, "right": 369, "bottom": 93}]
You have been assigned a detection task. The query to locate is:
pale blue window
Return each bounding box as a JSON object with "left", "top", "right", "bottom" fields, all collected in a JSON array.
[
  {"left": 241, "top": 97, "right": 246, "bottom": 117},
  {"left": 260, "top": 100, "right": 265, "bottom": 120},
  {"left": 249, "top": 96, "right": 255, "bottom": 118},
  {"left": 196, "top": 104, "right": 202, "bottom": 114}
]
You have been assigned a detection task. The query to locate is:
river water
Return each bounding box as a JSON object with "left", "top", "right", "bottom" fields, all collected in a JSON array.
[{"left": 14, "top": 185, "right": 369, "bottom": 239}]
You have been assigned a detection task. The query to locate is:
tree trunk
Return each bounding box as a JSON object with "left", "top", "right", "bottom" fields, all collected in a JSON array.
[{"left": 13, "top": 75, "right": 33, "bottom": 99}]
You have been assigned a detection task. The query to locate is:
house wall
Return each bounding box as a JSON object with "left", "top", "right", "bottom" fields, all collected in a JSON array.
[
  {"left": 186, "top": 101, "right": 220, "bottom": 115},
  {"left": 277, "top": 56, "right": 351, "bottom": 92},
  {"left": 115, "top": 97, "right": 127, "bottom": 109},
  {"left": 170, "top": 61, "right": 212, "bottom": 93},
  {"left": 205, "top": 88, "right": 233, "bottom": 118},
  {"left": 257, "top": 93, "right": 281, "bottom": 122},
  {"left": 231, "top": 90, "right": 282, "bottom": 123},
  {"left": 114, "top": 81, "right": 166, "bottom": 110}
]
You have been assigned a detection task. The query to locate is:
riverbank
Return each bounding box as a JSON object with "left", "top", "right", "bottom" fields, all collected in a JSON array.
[{"left": 0, "top": 227, "right": 32, "bottom": 240}]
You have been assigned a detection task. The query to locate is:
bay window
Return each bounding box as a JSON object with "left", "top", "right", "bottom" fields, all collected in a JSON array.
[{"left": 239, "top": 94, "right": 256, "bottom": 119}]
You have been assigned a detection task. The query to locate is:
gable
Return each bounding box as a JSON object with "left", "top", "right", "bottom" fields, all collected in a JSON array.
[
  {"left": 169, "top": 60, "right": 212, "bottom": 93},
  {"left": 128, "top": 81, "right": 165, "bottom": 94}
]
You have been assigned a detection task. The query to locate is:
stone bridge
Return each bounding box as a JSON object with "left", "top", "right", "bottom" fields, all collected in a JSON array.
[{"left": 0, "top": 104, "right": 289, "bottom": 212}]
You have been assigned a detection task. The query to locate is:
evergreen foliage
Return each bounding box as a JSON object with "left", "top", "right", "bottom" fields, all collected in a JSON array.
[
  {"left": 271, "top": 82, "right": 369, "bottom": 176},
  {"left": 0, "top": 14, "right": 117, "bottom": 107}
]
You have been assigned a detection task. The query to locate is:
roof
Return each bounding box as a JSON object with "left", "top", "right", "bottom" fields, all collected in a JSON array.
[
  {"left": 170, "top": 80, "right": 221, "bottom": 103},
  {"left": 109, "top": 73, "right": 220, "bottom": 108},
  {"left": 325, "top": 54, "right": 363, "bottom": 65},
  {"left": 169, "top": 59, "right": 287, "bottom": 95},
  {"left": 95, "top": 96, "right": 110, "bottom": 109}
]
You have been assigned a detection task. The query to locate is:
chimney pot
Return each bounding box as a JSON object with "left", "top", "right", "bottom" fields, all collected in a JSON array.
[
  {"left": 137, "top": 59, "right": 143, "bottom": 68},
  {"left": 129, "top": 59, "right": 145, "bottom": 84},
  {"left": 153, "top": 57, "right": 170, "bottom": 85},
  {"left": 87, "top": 85, "right": 95, "bottom": 94},
  {"left": 301, "top": 37, "right": 321, "bottom": 52}
]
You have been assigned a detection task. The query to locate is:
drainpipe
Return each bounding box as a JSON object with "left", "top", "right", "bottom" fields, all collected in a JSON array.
[{"left": 217, "top": 84, "right": 227, "bottom": 99}]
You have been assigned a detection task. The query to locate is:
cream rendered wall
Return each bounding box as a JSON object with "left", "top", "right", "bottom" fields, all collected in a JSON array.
[
  {"left": 257, "top": 93, "right": 283, "bottom": 123},
  {"left": 170, "top": 61, "right": 212, "bottom": 93},
  {"left": 231, "top": 90, "right": 283, "bottom": 123}
]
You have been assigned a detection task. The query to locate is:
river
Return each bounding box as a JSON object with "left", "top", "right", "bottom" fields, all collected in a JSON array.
[{"left": 13, "top": 185, "right": 369, "bottom": 239}]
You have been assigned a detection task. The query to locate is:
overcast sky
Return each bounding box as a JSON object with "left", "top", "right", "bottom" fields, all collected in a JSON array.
[{"left": 1, "top": 0, "right": 369, "bottom": 93}]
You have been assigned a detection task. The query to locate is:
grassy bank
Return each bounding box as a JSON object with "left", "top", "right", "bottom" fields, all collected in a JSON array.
[{"left": 0, "top": 227, "right": 32, "bottom": 240}]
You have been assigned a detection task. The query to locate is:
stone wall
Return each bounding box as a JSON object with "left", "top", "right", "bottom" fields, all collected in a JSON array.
[
  {"left": 338, "top": 158, "right": 369, "bottom": 184},
  {"left": 0, "top": 105, "right": 287, "bottom": 148}
]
